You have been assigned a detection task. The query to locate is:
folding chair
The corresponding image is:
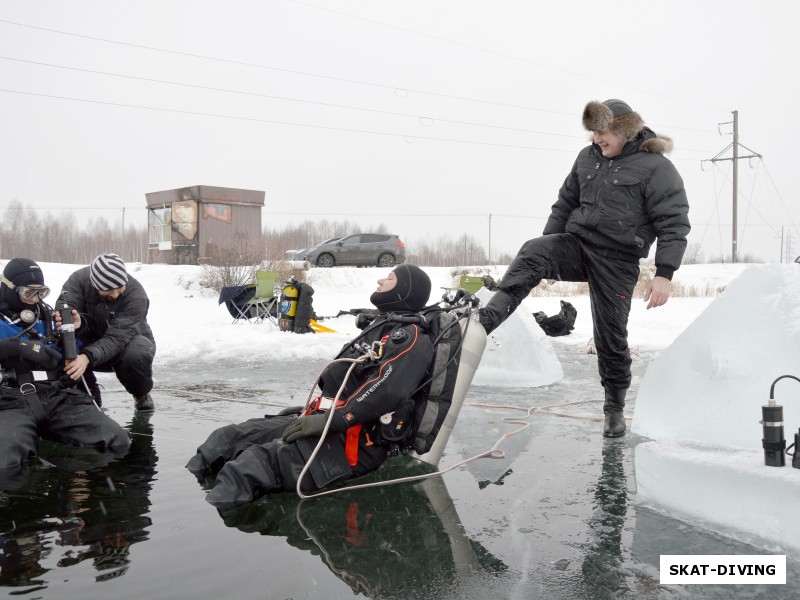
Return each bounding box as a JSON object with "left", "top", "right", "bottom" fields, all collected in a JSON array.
[
  {"left": 242, "top": 270, "right": 280, "bottom": 324},
  {"left": 220, "top": 284, "right": 258, "bottom": 323},
  {"left": 459, "top": 275, "right": 484, "bottom": 294}
]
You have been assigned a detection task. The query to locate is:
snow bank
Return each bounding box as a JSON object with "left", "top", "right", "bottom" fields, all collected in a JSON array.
[
  {"left": 472, "top": 288, "right": 562, "bottom": 387},
  {"left": 633, "top": 264, "right": 800, "bottom": 447}
]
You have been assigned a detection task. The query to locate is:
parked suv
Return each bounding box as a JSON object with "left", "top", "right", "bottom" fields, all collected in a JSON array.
[{"left": 305, "top": 234, "right": 406, "bottom": 268}]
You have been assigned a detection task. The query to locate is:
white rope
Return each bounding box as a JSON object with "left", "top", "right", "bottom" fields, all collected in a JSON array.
[
  {"left": 295, "top": 395, "right": 620, "bottom": 500},
  {"left": 295, "top": 354, "right": 374, "bottom": 499},
  {"left": 114, "top": 364, "right": 628, "bottom": 497}
]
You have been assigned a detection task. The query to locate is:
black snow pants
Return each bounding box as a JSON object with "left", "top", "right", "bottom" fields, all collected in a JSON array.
[
  {"left": 482, "top": 233, "right": 640, "bottom": 391},
  {"left": 0, "top": 380, "right": 132, "bottom": 473},
  {"left": 186, "top": 414, "right": 389, "bottom": 508},
  {"left": 84, "top": 334, "right": 156, "bottom": 396}
]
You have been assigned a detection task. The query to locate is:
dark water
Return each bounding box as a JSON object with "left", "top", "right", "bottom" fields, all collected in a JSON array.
[{"left": 1, "top": 346, "right": 798, "bottom": 599}]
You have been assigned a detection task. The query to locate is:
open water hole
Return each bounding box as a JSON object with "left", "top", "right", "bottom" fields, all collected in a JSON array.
[{"left": 1, "top": 343, "right": 799, "bottom": 599}]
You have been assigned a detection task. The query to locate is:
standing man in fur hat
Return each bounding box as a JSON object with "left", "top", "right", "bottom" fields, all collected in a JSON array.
[
  {"left": 480, "top": 99, "right": 690, "bottom": 438},
  {"left": 57, "top": 253, "right": 157, "bottom": 411}
]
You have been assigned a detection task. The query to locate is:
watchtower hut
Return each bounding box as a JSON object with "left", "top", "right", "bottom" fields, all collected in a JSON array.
[{"left": 145, "top": 185, "right": 265, "bottom": 264}]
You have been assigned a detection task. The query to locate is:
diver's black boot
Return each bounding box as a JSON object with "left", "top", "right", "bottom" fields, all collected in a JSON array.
[
  {"left": 477, "top": 289, "right": 516, "bottom": 335},
  {"left": 602, "top": 388, "right": 627, "bottom": 438}
]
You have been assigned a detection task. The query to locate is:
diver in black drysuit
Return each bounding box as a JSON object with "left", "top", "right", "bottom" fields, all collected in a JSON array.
[{"left": 186, "top": 264, "right": 435, "bottom": 508}]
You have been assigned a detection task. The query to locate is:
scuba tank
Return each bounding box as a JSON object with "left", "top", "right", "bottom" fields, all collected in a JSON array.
[
  {"left": 279, "top": 280, "right": 299, "bottom": 332},
  {"left": 279, "top": 278, "right": 316, "bottom": 334},
  {"left": 409, "top": 310, "right": 486, "bottom": 467}
]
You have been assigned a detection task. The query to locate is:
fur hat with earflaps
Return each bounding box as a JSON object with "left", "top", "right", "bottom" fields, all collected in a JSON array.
[{"left": 582, "top": 99, "right": 645, "bottom": 141}]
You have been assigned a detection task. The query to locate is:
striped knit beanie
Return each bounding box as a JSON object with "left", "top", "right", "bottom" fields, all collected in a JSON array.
[{"left": 90, "top": 253, "right": 128, "bottom": 291}]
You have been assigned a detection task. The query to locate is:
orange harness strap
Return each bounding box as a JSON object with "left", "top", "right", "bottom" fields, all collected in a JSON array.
[{"left": 345, "top": 424, "right": 363, "bottom": 466}]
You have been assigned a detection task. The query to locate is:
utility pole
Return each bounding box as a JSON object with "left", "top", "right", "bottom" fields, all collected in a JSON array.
[
  {"left": 782, "top": 228, "right": 793, "bottom": 264},
  {"left": 121, "top": 207, "right": 126, "bottom": 259},
  {"left": 702, "top": 111, "right": 761, "bottom": 263},
  {"left": 781, "top": 226, "right": 785, "bottom": 263},
  {"left": 487, "top": 213, "right": 492, "bottom": 265}
]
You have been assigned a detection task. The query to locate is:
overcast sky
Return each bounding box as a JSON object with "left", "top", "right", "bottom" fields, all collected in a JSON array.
[{"left": 1, "top": 1, "right": 798, "bottom": 262}]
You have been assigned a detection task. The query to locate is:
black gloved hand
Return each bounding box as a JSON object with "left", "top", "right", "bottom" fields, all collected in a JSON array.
[
  {"left": 282, "top": 413, "right": 328, "bottom": 444},
  {"left": 18, "top": 340, "right": 62, "bottom": 370},
  {"left": 482, "top": 274, "right": 500, "bottom": 291},
  {"left": 277, "top": 405, "right": 305, "bottom": 416},
  {"left": 0, "top": 339, "right": 20, "bottom": 360}
]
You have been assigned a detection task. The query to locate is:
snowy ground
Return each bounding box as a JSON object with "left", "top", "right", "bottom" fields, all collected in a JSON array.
[{"left": 26, "top": 260, "right": 750, "bottom": 371}]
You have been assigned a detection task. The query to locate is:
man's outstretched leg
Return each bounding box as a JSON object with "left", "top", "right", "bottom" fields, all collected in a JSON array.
[{"left": 479, "top": 234, "right": 584, "bottom": 334}]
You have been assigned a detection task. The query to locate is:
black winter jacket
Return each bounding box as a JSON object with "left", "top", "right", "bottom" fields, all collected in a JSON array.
[
  {"left": 57, "top": 267, "right": 154, "bottom": 367},
  {"left": 544, "top": 127, "right": 690, "bottom": 279}
]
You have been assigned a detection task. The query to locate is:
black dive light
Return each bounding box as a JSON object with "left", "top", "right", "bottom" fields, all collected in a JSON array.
[
  {"left": 59, "top": 303, "right": 78, "bottom": 361},
  {"left": 762, "top": 374, "right": 800, "bottom": 468},
  {"left": 788, "top": 429, "right": 800, "bottom": 470}
]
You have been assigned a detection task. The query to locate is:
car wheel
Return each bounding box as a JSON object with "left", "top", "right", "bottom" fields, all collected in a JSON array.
[
  {"left": 377, "top": 253, "right": 396, "bottom": 268},
  {"left": 317, "top": 253, "right": 335, "bottom": 268}
]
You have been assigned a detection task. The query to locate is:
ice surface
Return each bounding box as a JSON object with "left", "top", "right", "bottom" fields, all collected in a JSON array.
[{"left": 632, "top": 264, "right": 800, "bottom": 555}]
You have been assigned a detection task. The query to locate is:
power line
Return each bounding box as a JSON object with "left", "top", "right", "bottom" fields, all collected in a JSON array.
[
  {"left": 0, "top": 56, "right": 586, "bottom": 141},
  {"left": 1, "top": 205, "right": 143, "bottom": 211},
  {"left": 285, "top": 0, "right": 730, "bottom": 114},
  {"left": 0, "top": 18, "right": 576, "bottom": 117},
  {"left": 0, "top": 88, "right": 580, "bottom": 153},
  {"left": 0, "top": 18, "right": 723, "bottom": 136}
]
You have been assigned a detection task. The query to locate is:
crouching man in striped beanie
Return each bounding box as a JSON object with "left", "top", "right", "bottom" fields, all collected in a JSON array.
[{"left": 56, "top": 253, "right": 157, "bottom": 411}]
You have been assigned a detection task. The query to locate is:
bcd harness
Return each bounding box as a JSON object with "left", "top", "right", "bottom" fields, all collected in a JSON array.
[
  {"left": 1, "top": 305, "right": 59, "bottom": 422},
  {"left": 304, "top": 304, "right": 469, "bottom": 467}
]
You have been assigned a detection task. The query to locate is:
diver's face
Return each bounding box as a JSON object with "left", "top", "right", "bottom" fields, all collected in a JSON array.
[
  {"left": 17, "top": 285, "right": 49, "bottom": 305},
  {"left": 376, "top": 271, "right": 397, "bottom": 293}
]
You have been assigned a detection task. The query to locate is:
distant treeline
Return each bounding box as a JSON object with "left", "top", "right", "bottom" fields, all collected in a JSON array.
[
  {"left": 0, "top": 201, "right": 514, "bottom": 266},
  {"left": 4, "top": 201, "right": 766, "bottom": 266},
  {"left": 0, "top": 201, "right": 148, "bottom": 265}
]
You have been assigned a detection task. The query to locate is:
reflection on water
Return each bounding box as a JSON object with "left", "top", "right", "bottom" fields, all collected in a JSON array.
[
  {"left": 581, "top": 439, "right": 628, "bottom": 598},
  {"left": 219, "top": 459, "right": 509, "bottom": 600},
  {"left": 0, "top": 412, "right": 158, "bottom": 591}
]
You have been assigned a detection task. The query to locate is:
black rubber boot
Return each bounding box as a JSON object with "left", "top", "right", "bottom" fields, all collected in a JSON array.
[
  {"left": 478, "top": 290, "right": 516, "bottom": 335},
  {"left": 134, "top": 393, "right": 155, "bottom": 412},
  {"left": 602, "top": 388, "right": 627, "bottom": 438}
]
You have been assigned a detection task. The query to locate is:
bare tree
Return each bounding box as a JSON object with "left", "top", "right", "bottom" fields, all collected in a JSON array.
[
  {"left": 198, "top": 234, "right": 263, "bottom": 291},
  {"left": 682, "top": 242, "right": 704, "bottom": 265}
]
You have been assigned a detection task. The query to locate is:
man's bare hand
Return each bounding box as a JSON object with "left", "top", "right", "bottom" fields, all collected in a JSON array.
[
  {"left": 64, "top": 354, "right": 90, "bottom": 380},
  {"left": 644, "top": 276, "right": 672, "bottom": 310}
]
